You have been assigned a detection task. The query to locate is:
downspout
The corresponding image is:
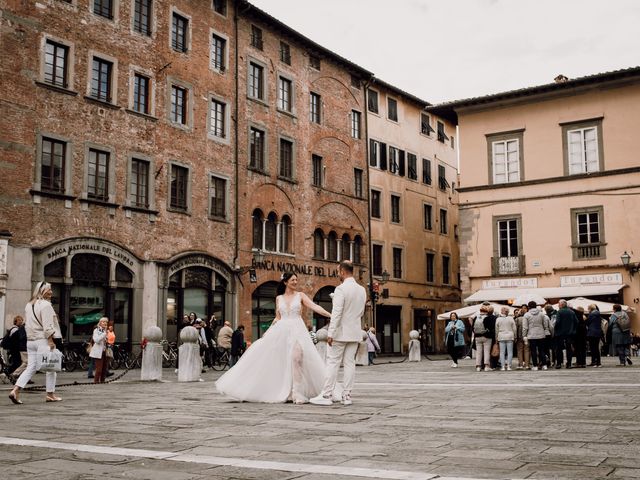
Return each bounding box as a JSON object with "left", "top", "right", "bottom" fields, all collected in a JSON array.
[{"left": 363, "top": 75, "right": 376, "bottom": 329}]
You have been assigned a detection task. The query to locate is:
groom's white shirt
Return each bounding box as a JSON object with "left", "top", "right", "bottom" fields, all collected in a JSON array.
[{"left": 328, "top": 277, "right": 366, "bottom": 342}]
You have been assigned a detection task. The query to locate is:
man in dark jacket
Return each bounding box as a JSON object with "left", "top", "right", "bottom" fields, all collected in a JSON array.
[
  {"left": 484, "top": 306, "right": 499, "bottom": 369},
  {"left": 554, "top": 299, "right": 578, "bottom": 369},
  {"left": 229, "top": 325, "right": 245, "bottom": 367}
]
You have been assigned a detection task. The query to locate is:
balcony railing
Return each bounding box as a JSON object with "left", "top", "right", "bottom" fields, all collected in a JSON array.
[
  {"left": 572, "top": 243, "right": 606, "bottom": 260},
  {"left": 492, "top": 255, "right": 525, "bottom": 276}
]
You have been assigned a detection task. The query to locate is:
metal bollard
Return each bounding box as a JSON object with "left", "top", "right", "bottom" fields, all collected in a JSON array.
[
  {"left": 141, "top": 326, "right": 163, "bottom": 381},
  {"left": 178, "top": 326, "right": 202, "bottom": 382},
  {"left": 408, "top": 330, "right": 421, "bottom": 362}
]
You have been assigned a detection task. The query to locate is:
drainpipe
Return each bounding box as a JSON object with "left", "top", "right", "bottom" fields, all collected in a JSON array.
[{"left": 363, "top": 76, "right": 376, "bottom": 330}]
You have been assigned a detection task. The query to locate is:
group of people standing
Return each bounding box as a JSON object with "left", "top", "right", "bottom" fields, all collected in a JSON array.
[{"left": 445, "top": 300, "right": 633, "bottom": 371}]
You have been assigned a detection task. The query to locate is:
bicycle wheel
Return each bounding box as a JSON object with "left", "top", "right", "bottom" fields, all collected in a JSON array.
[
  {"left": 111, "top": 352, "right": 121, "bottom": 370},
  {"left": 64, "top": 351, "right": 78, "bottom": 372}
]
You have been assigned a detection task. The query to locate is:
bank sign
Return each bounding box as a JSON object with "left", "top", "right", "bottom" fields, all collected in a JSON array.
[{"left": 252, "top": 259, "right": 339, "bottom": 278}]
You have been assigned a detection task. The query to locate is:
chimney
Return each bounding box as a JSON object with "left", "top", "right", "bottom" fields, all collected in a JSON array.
[{"left": 554, "top": 74, "right": 569, "bottom": 83}]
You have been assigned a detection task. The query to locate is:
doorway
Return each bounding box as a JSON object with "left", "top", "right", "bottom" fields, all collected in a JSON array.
[{"left": 375, "top": 305, "right": 402, "bottom": 354}]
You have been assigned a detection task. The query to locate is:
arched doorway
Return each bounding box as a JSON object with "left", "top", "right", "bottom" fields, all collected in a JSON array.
[
  {"left": 313, "top": 286, "right": 335, "bottom": 330},
  {"left": 252, "top": 281, "right": 278, "bottom": 340}
]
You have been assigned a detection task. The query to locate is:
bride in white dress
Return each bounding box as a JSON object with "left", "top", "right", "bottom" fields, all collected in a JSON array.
[{"left": 216, "top": 272, "right": 331, "bottom": 404}]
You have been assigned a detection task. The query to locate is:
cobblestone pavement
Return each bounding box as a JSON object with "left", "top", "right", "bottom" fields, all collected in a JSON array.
[{"left": 1, "top": 355, "right": 639, "bottom": 480}]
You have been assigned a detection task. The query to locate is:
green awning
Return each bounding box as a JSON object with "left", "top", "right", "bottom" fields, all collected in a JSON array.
[{"left": 73, "top": 312, "right": 103, "bottom": 325}]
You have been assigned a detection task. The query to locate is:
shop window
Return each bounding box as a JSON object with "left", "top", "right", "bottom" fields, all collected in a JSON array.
[
  {"left": 44, "top": 257, "right": 65, "bottom": 278},
  {"left": 252, "top": 281, "right": 278, "bottom": 340},
  {"left": 312, "top": 286, "right": 335, "bottom": 330},
  {"left": 116, "top": 263, "right": 133, "bottom": 283}
]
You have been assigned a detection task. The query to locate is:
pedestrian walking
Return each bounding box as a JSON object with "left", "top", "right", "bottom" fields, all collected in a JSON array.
[
  {"left": 553, "top": 300, "right": 578, "bottom": 369},
  {"left": 89, "top": 317, "right": 109, "bottom": 383},
  {"left": 9, "top": 281, "right": 62, "bottom": 404},
  {"left": 217, "top": 321, "right": 233, "bottom": 350},
  {"left": 229, "top": 325, "right": 245, "bottom": 367},
  {"left": 523, "top": 301, "right": 550, "bottom": 371},
  {"left": 610, "top": 304, "right": 633, "bottom": 366},
  {"left": 495, "top": 307, "right": 516, "bottom": 371},
  {"left": 444, "top": 313, "right": 465, "bottom": 368},
  {"left": 573, "top": 306, "right": 588, "bottom": 368},
  {"left": 471, "top": 303, "right": 492, "bottom": 372},
  {"left": 4, "top": 315, "right": 28, "bottom": 381},
  {"left": 515, "top": 305, "right": 531, "bottom": 370},
  {"left": 365, "top": 327, "right": 381, "bottom": 365},
  {"left": 586, "top": 304, "right": 603, "bottom": 367}
]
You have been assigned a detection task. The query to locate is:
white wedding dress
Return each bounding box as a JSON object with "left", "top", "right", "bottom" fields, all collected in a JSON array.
[{"left": 215, "top": 293, "right": 326, "bottom": 403}]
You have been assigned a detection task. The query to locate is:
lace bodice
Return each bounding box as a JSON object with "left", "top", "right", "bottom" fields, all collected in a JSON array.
[{"left": 278, "top": 293, "right": 302, "bottom": 320}]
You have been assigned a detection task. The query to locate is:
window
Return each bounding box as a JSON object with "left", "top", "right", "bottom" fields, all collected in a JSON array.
[
  {"left": 407, "top": 153, "right": 417, "bottom": 180},
  {"left": 492, "top": 215, "right": 523, "bottom": 275},
  {"left": 391, "top": 195, "right": 400, "bottom": 223},
  {"left": 44, "top": 40, "right": 69, "bottom": 88},
  {"left": 571, "top": 206, "right": 605, "bottom": 260},
  {"left": 212, "top": 0, "right": 226, "bottom": 16},
  {"left": 353, "top": 236, "right": 362, "bottom": 264},
  {"left": 567, "top": 126, "right": 600, "bottom": 175},
  {"left": 133, "top": 73, "right": 150, "bottom": 114},
  {"left": 442, "top": 255, "right": 450, "bottom": 285},
  {"left": 133, "top": 0, "right": 152, "bottom": 36},
  {"left": 421, "top": 113, "right": 434, "bottom": 136},
  {"left": 88, "top": 148, "right": 109, "bottom": 201},
  {"left": 392, "top": 248, "right": 402, "bottom": 279},
  {"left": 280, "top": 216, "right": 292, "bottom": 254},
  {"left": 249, "top": 127, "right": 265, "bottom": 171},
  {"left": 439, "top": 209, "right": 448, "bottom": 234},
  {"left": 251, "top": 25, "right": 263, "bottom": 50},
  {"left": 327, "top": 232, "right": 338, "bottom": 262},
  {"left": 492, "top": 139, "right": 520, "bottom": 183},
  {"left": 423, "top": 204, "right": 432, "bottom": 230},
  {"left": 426, "top": 253, "right": 435, "bottom": 283},
  {"left": 341, "top": 234, "right": 351, "bottom": 262},
  {"left": 170, "top": 164, "right": 188, "bottom": 211},
  {"left": 438, "top": 165, "right": 449, "bottom": 190},
  {"left": 93, "top": 0, "right": 113, "bottom": 19},
  {"left": 422, "top": 158, "right": 432, "bottom": 184},
  {"left": 265, "top": 212, "right": 277, "bottom": 251},
  {"left": 313, "top": 229, "right": 324, "bottom": 259},
  {"left": 371, "top": 190, "right": 381, "bottom": 219},
  {"left": 252, "top": 209, "right": 264, "bottom": 249},
  {"left": 369, "top": 139, "right": 379, "bottom": 168},
  {"left": 279, "top": 138, "right": 293, "bottom": 179},
  {"left": 372, "top": 245, "right": 383, "bottom": 276},
  {"left": 208, "top": 98, "right": 227, "bottom": 140},
  {"left": 351, "top": 111, "right": 361, "bottom": 139},
  {"left": 90, "top": 57, "right": 113, "bottom": 102},
  {"left": 387, "top": 97, "right": 398, "bottom": 121},
  {"left": 497, "top": 219, "right": 518, "bottom": 258},
  {"left": 312, "top": 154, "right": 323, "bottom": 187},
  {"left": 310, "top": 92, "right": 321, "bottom": 123},
  {"left": 278, "top": 76, "right": 292, "bottom": 112},
  {"left": 209, "top": 176, "right": 226, "bottom": 219},
  {"left": 210, "top": 33, "right": 226, "bottom": 72},
  {"left": 368, "top": 90, "right": 378, "bottom": 114},
  {"left": 389, "top": 146, "right": 399, "bottom": 174},
  {"left": 248, "top": 62, "right": 264, "bottom": 100},
  {"left": 170, "top": 85, "right": 187, "bottom": 125},
  {"left": 437, "top": 121, "right": 449, "bottom": 143},
  {"left": 280, "top": 41, "right": 291, "bottom": 64},
  {"left": 354, "top": 168, "right": 363, "bottom": 198},
  {"left": 130, "top": 158, "right": 149, "bottom": 208},
  {"left": 41, "top": 137, "right": 66, "bottom": 193},
  {"left": 309, "top": 54, "right": 320, "bottom": 70},
  {"left": 172, "top": 12, "right": 188, "bottom": 52}
]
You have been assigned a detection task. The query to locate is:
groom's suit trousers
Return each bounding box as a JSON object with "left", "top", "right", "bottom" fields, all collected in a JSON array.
[{"left": 321, "top": 341, "right": 359, "bottom": 397}]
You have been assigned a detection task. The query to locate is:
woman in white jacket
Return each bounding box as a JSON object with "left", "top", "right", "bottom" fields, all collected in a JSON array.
[
  {"left": 90, "top": 317, "right": 109, "bottom": 383},
  {"left": 9, "top": 282, "right": 62, "bottom": 404},
  {"left": 495, "top": 307, "right": 517, "bottom": 371}
]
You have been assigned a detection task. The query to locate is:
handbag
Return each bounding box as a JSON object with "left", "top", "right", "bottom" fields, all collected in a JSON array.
[
  {"left": 36, "top": 347, "right": 63, "bottom": 372},
  {"left": 491, "top": 342, "right": 500, "bottom": 357},
  {"left": 105, "top": 346, "right": 114, "bottom": 359}
]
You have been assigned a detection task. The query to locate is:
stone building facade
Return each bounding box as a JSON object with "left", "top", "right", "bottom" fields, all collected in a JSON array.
[{"left": 367, "top": 81, "right": 460, "bottom": 354}]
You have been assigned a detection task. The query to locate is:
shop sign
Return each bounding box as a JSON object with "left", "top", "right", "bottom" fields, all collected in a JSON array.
[
  {"left": 482, "top": 277, "right": 538, "bottom": 289},
  {"left": 252, "top": 259, "right": 339, "bottom": 278},
  {"left": 560, "top": 273, "right": 623, "bottom": 286},
  {"left": 168, "top": 254, "right": 229, "bottom": 278},
  {"left": 43, "top": 240, "right": 135, "bottom": 267}
]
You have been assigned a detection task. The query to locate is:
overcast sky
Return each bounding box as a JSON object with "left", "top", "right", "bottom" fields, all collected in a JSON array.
[{"left": 250, "top": 0, "right": 640, "bottom": 104}]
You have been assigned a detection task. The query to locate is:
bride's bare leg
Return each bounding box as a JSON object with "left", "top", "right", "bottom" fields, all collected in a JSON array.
[{"left": 291, "top": 342, "right": 305, "bottom": 404}]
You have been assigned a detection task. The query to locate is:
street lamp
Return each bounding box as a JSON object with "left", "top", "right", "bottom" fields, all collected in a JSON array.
[
  {"left": 621, "top": 251, "right": 639, "bottom": 276},
  {"left": 380, "top": 269, "right": 390, "bottom": 284}
]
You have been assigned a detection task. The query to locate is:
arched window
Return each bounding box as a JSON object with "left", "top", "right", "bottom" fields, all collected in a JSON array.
[
  {"left": 341, "top": 234, "right": 351, "bottom": 262},
  {"left": 265, "top": 212, "right": 277, "bottom": 251},
  {"left": 252, "top": 209, "right": 264, "bottom": 249},
  {"left": 354, "top": 235, "right": 363, "bottom": 264},
  {"left": 280, "top": 215, "right": 291, "bottom": 254},
  {"left": 327, "top": 231, "right": 338, "bottom": 262},
  {"left": 313, "top": 229, "right": 325, "bottom": 259}
]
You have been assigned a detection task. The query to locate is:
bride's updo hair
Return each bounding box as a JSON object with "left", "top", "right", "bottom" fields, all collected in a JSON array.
[{"left": 276, "top": 272, "right": 297, "bottom": 296}]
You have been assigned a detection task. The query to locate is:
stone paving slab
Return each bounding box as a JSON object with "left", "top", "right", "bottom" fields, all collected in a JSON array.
[{"left": 1, "top": 356, "right": 640, "bottom": 479}]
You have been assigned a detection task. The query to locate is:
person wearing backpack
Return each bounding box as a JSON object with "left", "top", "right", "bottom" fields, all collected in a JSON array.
[
  {"left": 472, "top": 303, "right": 492, "bottom": 372},
  {"left": 523, "top": 301, "right": 550, "bottom": 371},
  {"left": 610, "top": 304, "right": 632, "bottom": 366}
]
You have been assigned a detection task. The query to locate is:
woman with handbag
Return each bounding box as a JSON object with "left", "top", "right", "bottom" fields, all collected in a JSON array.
[
  {"left": 444, "top": 313, "right": 466, "bottom": 368},
  {"left": 9, "top": 281, "right": 62, "bottom": 404},
  {"left": 90, "top": 317, "right": 109, "bottom": 383}
]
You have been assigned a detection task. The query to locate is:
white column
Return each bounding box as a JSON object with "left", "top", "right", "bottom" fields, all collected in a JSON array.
[
  {"left": 337, "top": 239, "right": 342, "bottom": 262},
  {"left": 276, "top": 222, "right": 282, "bottom": 253},
  {"left": 323, "top": 237, "right": 328, "bottom": 260},
  {"left": 349, "top": 241, "right": 355, "bottom": 262},
  {"left": 261, "top": 219, "right": 266, "bottom": 250}
]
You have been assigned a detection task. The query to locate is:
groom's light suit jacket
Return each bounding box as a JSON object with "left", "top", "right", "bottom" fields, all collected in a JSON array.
[{"left": 328, "top": 277, "right": 367, "bottom": 343}]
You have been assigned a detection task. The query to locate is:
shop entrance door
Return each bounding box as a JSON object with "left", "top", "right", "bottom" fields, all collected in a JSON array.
[
  {"left": 376, "top": 305, "right": 402, "bottom": 354},
  {"left": 413, "top": 309, "right": 435, "bottom": 354}
]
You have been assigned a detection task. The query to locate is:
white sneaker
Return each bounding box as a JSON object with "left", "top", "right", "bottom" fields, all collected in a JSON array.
[
  {"left": 450, "top": 362, "right": 458, "bottom": 368},
  {"left": 542, "top": 365, "right": 548, "bottom": 371},
  {"left": 310, "top": 394, "right": 333, "bottom": 406},
  {"left": 507, "top": 365, "right": 512, "bottom": 371},
  {"left": 476, "top": 367, "right": 481, "bottom": 372},
  {"left": 341, "top": 394, "right": 353, "bottom": 406},
  {"left": 532, "top": 366, "right": 539, "bottom": 371},
  {"left": 500, "top": 366, "right": 506, "bottom": 371}
]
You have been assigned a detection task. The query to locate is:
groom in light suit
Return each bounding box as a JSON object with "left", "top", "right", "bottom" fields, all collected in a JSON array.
[{"left": 311, "top": 261, "right": 367, "bottom": 406}]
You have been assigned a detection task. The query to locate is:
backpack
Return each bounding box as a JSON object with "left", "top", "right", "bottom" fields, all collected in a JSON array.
[
  {"left": 616, "top": 313, "right": 631, "bottom": 332},
  {"left": 473, "top": 315, "right": 488, "bottom": 336}
]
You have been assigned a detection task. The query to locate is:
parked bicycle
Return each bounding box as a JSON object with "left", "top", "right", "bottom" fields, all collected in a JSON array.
[
  {"left": 211, "top": 346, "right": 230, "bottom": 371},
  {"left": 161, "top": 340, "right": 178, "bottom": 368}
]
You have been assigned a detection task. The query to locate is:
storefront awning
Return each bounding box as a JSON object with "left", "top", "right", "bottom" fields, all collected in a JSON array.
[{"left": 465, "top": 284, "right": 625, "bottom": 303}]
